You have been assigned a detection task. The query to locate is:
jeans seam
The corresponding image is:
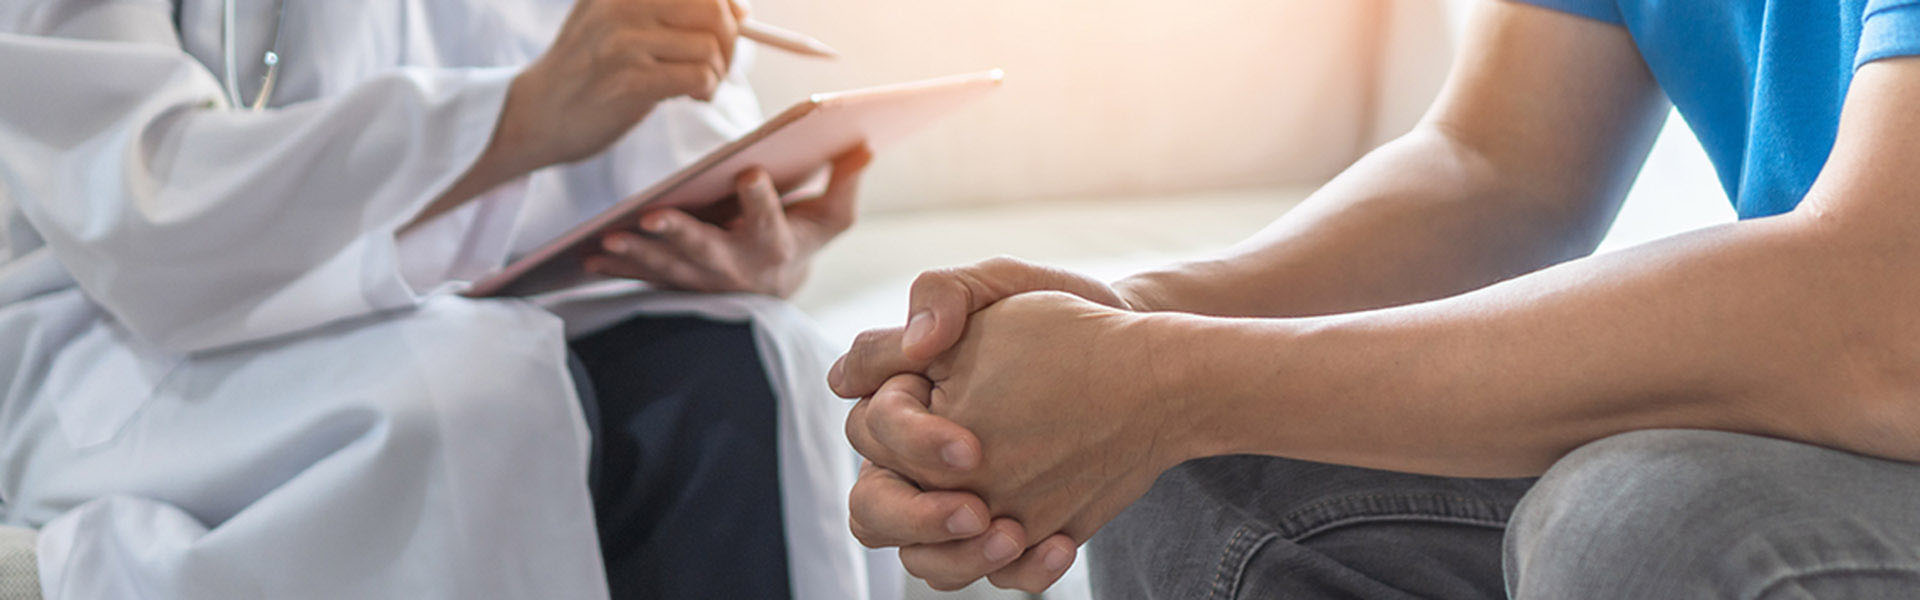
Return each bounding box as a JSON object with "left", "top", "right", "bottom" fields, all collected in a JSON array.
[
  {"left": 1293, "top": 513, "right": 1509, "bottom": 542},
  {"left": 1274, "top": 492, "right": 1515, "bottom": 542},
  {"left": 1746, "top": 563, "right": 1920, "bottom": 600},
  {"left": 1208, "top": 523, "right": 1278, "bottom": 600}
]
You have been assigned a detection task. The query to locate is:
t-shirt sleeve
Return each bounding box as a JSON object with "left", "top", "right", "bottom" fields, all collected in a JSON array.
[
  {"left": 1506, "top": 0, "right": 1624, "bottom": 25},
  {"left": 1859, "top": 0, "right": 1920, "bottom": 68}
]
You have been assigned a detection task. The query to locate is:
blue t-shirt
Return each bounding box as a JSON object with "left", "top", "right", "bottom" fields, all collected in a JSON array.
[{"left": 1515, "top": 0, "right": 1920, "bottom": 218}]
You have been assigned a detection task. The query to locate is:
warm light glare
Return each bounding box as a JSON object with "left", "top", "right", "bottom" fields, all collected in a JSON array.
[{"left": 749, "top": 0, "right": 1406, "bottom": 211}]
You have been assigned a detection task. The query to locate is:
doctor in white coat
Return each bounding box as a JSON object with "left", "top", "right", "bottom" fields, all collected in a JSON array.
[{"left": 0, "top": 0, "right": 871, "bottom": 598}]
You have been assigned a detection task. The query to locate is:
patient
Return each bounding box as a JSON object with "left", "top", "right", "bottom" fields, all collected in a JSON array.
[{"left": 833, "top": 0, "right": 1920, "bottom": 597}]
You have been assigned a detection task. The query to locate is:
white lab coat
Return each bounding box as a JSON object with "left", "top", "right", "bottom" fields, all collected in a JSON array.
[{"left": 0, "top": 1, "right": 862, "bottom": 598}]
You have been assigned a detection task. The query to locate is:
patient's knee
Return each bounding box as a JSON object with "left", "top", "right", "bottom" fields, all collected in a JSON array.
[{"left": 1505, "top": 429, "right": 1871, "bottom": 598}]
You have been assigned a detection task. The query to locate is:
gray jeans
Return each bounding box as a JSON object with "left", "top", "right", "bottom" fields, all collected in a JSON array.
[{"left": 1090, "top": 429, "right": 1920, "bottom": 599}]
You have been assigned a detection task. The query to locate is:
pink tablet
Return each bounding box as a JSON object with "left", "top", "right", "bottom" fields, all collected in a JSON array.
[{"left": 464, "top": 69, "right": 1005, "bottom": 298}]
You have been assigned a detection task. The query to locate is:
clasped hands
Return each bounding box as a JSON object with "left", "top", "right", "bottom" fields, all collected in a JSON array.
[{"left": 829, "top": 258, "right": 1206, "bottom": 592}]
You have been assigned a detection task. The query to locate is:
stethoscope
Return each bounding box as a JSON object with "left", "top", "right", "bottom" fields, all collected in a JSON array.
[{"left": 222, "top": 0, "right": 286, "bottom": 111}]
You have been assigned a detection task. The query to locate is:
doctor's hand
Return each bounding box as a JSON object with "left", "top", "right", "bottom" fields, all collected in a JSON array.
[
  {"left": 842, "top": 292, "right": 1199, "bottom": 592},
  {"left": 505, "top": 0, "right": 745, "bottom": 168},
  {"left": 413, "top": 0, "right": 749, "bottom": 230},
  {"left": 583, "top": 148, "right": 872, "bottom": 297}
]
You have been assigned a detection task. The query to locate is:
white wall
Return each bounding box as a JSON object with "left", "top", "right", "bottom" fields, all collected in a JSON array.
[{"left": 746, "top": 0, "right": 1393, "bottom": 212}]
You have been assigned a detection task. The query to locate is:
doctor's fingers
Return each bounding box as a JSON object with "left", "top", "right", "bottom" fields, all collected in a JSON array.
[
  {"left": 844, "top": 374, "right": 981, "bottom": 485},
  {"left": 635, "top": 209, "right": 735, "bottom": 264},
  {"left": 653, "top": 0, "right": 741, "bottom": 69},
  {"left": 985, "top": 534, "right": 1079, "bottom": 593},
  {"left": 848, "top": 462, "right": 991, "bottom": 547},
  {"left": 897, "top": 518, "right": 1032, "bottom": 592},
  {"left": 732, "top": 168, "right": 794, "bottom": 245},
  {"left": 638, "top": 61, "right": 724, "bottom": 103},
  {"left": 631, "top": 30, "right": 729, "bottom": 85},
  {"left": 829, "top": 327, "right": 932, "bottom": 398},
  {"left": 587, "top": 233, "right": 722, "bottom": 291}
]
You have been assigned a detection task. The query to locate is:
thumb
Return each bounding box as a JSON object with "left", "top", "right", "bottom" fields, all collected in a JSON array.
[{"left": 902, "top": 257, "right": 1131, "bottom": 361}]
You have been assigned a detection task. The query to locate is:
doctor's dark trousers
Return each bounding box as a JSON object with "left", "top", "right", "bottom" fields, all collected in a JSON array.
[{"left": 567, "top": 315, "right": 792, "bottom": 599}]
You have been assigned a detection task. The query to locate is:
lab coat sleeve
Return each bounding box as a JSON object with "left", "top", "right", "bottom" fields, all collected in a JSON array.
[{"left": 0, "top": 3, "right": 512, "bottom": 353}]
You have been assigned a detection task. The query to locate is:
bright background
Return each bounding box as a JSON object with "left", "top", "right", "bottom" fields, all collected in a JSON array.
[{"left": 743, "top": 1, "right": 1736, "bottom": 597}]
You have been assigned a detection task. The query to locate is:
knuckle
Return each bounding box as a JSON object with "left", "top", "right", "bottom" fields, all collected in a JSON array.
[
  {"left": 899, "top": 557, "right": 938, "bottom": 583},
  {"left": 913, "top": 497, "right": 961, "bottom": 531},
  {"left": 909, "top": 269, "right": 951, "bottom": 292},
  {"left": 850, "top": 330, "right": 887, "bottom": 359},
  {"left": 848, "top": 520, "right": 884, "bottom": 549},
  {"left": 909, "top": 269, "right": 968, "bottom": 303},
  {"left": 843, "top": 406, "right": 869, "bottom": 451},
  {"left": 980, "top": 255, "right": 1027, "bottom": 272},
  {"left": 985, "top": 572, "right": 1018, "bottom": 590},
  {"left": 922, "top": 574, "right": 971, "bottom": 592}
]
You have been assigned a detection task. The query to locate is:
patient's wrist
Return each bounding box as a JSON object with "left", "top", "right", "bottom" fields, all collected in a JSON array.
[
  {"left": 1136, "top": 311, "right": 1322, "bottom": 465},
  {"left": 1132, "top": 311, "right": 1244, "bottom": 466}
]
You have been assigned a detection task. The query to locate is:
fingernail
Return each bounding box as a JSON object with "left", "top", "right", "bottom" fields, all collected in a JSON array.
[
  {"left": 984, "top": 533, "right": 1019, "bottom": 562},
  {"left": 945, "top": 507, "right": 983, "bottom": 535},
  {"left": 640, "top": 217, "right": 667, "bottom": 233},
  {"left": 1044, "top": 545, "right": 1072, "bottom": 572},
  {"left": 603, "top": 237, "right": 629, "bottom": 253},
  {"left": 827, "top": 358, "right": 846, "bottom": 389},
  {"left": 941, "top": 441, "right": 976, "bottom": 470},
  {"left": 903, "top": 311, "right": 934, "bottom": 348}
]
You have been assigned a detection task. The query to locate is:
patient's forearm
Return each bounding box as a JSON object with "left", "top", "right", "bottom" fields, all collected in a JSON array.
[
  {"left": 1118, "top": 128, "right": 1632, "bottom": 320},
  {"left": 1152, "top": 210, "right": 1920, "bottom": 478},
  {"left": 1114, "top": 2, "right": 1670, "bottom": 321}
]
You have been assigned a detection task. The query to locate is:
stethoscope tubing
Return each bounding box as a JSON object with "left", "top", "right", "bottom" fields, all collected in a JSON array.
[{"left": 222, "top": 0, "right": 285, "bottom": 111}]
